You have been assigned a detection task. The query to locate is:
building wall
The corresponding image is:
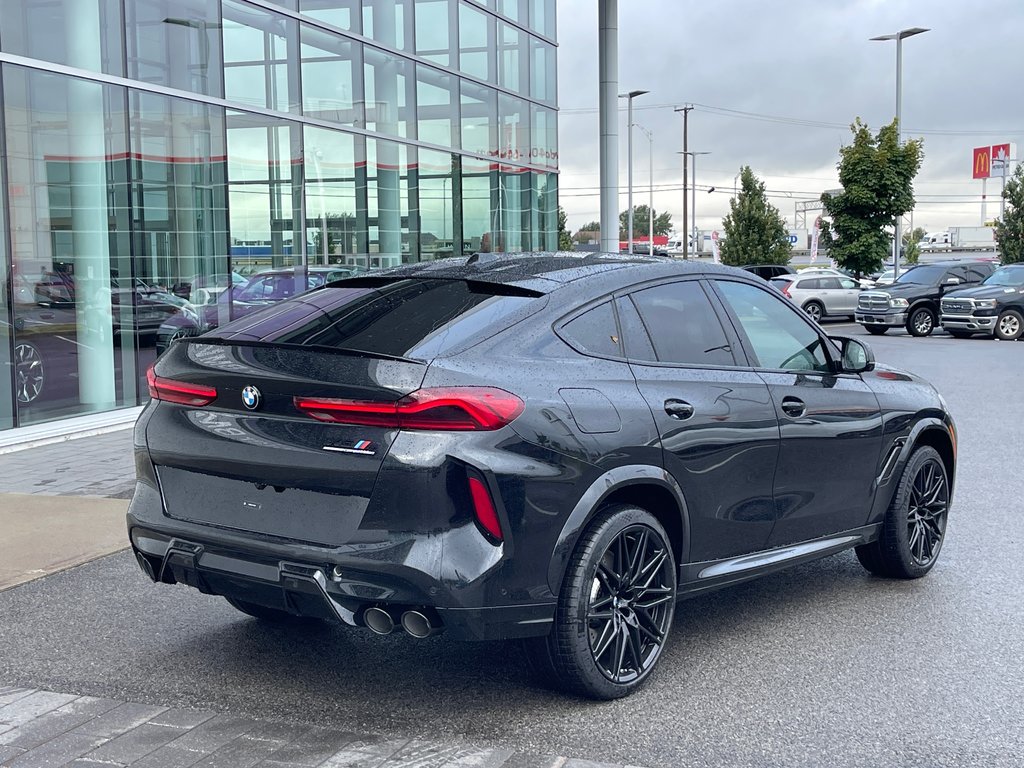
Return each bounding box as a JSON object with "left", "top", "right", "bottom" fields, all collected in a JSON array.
[{"left": 0, "top": 0, "right": 558, "bottom": 430}]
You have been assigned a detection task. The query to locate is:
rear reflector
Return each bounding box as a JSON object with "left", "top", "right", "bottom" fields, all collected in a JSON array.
[
  {"left": 468, "top": 476, "right": 503, "bottom": 542},
  {"left": 294, "top": 387, "right": 524, "bottom": 431},
  {"left": 147, "top": 366, "right": 217, "bottom": 407}
]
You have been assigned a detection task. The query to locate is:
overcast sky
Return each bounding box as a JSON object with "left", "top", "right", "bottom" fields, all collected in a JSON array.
[{"left": 555, "top": 0, "right": 1023, "bottom": 236}]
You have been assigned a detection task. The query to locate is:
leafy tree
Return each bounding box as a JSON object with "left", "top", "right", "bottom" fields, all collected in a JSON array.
[
  {"left": 579, "top": 220, "right": 601, "bottom": 232},
  {"left": 619, "top": 205, "right": 673, "bottom": 239},
  {"left": 902, "top": 226, "right": 927, "bottom": 265},
  {"left": 995, "top": 165, "right": 1024, "bottom": 264},
  {"left": 556, "top": 205, "right": 574, "bottom": 251},
  {"left": 719, "top": 166, "right": 791, "bottom": 266},
  {"left": 821, "top": 118, "right": 924, "bottom": 277}
]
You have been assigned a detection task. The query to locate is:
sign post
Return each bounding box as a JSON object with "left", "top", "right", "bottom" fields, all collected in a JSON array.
[{"left": 974, "top": 146, "right": 991, "bottom": 225}]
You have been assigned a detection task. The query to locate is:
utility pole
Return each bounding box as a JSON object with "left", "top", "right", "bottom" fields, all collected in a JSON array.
[{"left": 675, "top": 105, "right": 692, "bottom": 259}]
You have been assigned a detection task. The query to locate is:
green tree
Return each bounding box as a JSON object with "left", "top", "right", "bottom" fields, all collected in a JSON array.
[
  {"left": 719, "top": 166, "right": 791, "bottom": 266},
  {"left": 557, "top": 205, "right": 574, "bottom": 251},
  {"left": 902, "top": 226, "right": 927, "bottom": 265},
  {"left": 995, "top": 165, "right": 1024, "bottom": 264},
  {"left": 619, "top": 205, "right": 673, "bottom": 239},
  {"left": 821, "top": 118, "right": 924, "bottom": 277}
]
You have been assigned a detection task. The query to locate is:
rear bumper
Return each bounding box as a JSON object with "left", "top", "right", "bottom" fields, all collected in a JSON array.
[
  {"left": 856, "top": 311, "right": 906, "bottom": 327},
  {"left": 941, "top": 314, "right": 996, "bottom": 332},
  {"left": 127, "top": 484, "right": 555, "bottom": 641}
]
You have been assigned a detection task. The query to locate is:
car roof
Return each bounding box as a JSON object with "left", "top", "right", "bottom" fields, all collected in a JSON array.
[{"left": 342, "top": 252, "right": 747, "bottom": 295}]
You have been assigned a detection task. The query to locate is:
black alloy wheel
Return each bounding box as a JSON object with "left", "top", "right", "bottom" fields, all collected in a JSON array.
[
  {"left": 856, "top": 446, "right": 949, "bottom": 579},
  {"left": 906, "top": 307, "right": 936, "bottom": 337},
  {"left": 14, "top": 342, "right": 44, "bottom": 404},
  {"left": 526, "top": 505, "right": 676, "bottom": 699},
  {"left": 803, "top": 301, "right": 824, "bottom": 323},
  {"left": 994, "top": 309, "right": 1023, "bottom": 341}
]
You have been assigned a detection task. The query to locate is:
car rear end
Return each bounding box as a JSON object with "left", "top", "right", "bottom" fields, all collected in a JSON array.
[{"left": 128, "top": 275, "right": 562, "bottom": 640}]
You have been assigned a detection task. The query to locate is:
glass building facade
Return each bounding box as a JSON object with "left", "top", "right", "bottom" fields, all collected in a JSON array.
[{"left": 0, "top": 0, "right": 558, "bottom": 431}]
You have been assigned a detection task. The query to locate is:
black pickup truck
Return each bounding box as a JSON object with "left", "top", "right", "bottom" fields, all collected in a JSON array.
[
  {"left": 855, "top": 260, "right": 996, "bottom": 336},
  {"left": 940, "top": 263, "right": 1024, "bottom": 340}
]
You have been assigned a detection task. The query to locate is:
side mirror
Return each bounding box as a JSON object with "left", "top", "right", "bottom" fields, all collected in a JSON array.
[
  {"left": 944, "top": 277, "right": 961, "bottom": 285},
  {"left": 832, "top": 336, "right": 875, "bottom": 374}
]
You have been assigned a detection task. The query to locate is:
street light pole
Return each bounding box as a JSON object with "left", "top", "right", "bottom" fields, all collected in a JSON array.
[
  {"left": 679, "top": 151, "right": 710, "bottom": 255},
  {"left": 635, "top": 124, "right": 654, "bottom": 256},
  {"left": 871, "top": 27, "right": 928, "bottom": 279},
  {"left": 675, "top": 105, "right": 693, "bottom": 258},
  {"left": 619, "top": 90, "right": 648, "bottom": 253}
]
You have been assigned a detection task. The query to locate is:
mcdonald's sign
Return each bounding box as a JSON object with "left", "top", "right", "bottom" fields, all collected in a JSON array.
[{"left": 973, "top": 146, "right": 991, "bottom": 179}]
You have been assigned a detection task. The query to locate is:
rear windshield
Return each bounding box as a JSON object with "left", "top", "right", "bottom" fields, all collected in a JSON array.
[{"left": 206, "top": 278, "right": 541, "bottom": 360}]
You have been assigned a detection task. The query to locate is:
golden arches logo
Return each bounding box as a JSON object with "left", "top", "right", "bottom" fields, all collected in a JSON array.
[{"left": 973, "top": 147, "right": 991, "bottom": 179}]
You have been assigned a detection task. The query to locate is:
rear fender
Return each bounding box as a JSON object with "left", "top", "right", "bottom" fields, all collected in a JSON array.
[{"left": 546, "top": 465, "right": 690, "bottom": 595}]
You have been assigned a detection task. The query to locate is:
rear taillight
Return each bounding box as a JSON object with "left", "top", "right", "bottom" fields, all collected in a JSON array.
[
  {"left": 780, "top": 282, "right": 792, "bottom": 298},
  {"left": 294, "top": 387, "right": 524, "bottom": 431},
  {"left": 468, "top": 475, "right": 503, "bottom": 542},
  {"left": 146, "top": 366, "right": 217, "bottom": 407}
]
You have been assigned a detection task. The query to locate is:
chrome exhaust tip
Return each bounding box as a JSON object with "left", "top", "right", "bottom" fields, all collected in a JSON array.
[
  {"left": 401, "top": 609, "right": 439, "bottom": 639},
  {"left": 363, "top": 606, "right": 396, "bottom": 635}
]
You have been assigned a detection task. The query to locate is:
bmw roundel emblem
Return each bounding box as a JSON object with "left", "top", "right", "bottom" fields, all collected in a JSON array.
[{"left": 241, "top": 385, "right": 262, "bottom": 410}]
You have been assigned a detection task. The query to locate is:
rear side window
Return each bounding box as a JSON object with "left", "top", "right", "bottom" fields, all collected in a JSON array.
[
  {"left": 559, "top": 301, "right": 622, "bottom": 357},
  {"left": 211, "top": 279, "right": 539, "bottom": 359},
  {"left": 629, "top": 281, "right": 735, "bottom": 367}
]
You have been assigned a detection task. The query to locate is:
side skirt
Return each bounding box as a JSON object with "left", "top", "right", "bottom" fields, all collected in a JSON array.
[{"left": 676, "top": 523, "right": 882, "bottom": 598}]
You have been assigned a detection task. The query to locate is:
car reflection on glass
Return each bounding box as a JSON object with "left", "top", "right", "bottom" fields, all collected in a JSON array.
[{"left": 155, "top": 266, "right": 367, "bottom": 355}]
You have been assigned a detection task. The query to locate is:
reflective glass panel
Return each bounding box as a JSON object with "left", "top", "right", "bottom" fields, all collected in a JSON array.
[
  {"left": 364, "top": 48, "right": 414, "bottom": 139},
  {"left": 416, "top": 65, "right": 457, "bottom": 148},
  {"left": 0, "top": 0, "right": 123, "bottom": 76},
  {"left": 366, "top": 139, "right": 412, "bottom": 268},
  {"left": 529, "top": 0, "right": 555, "bottom": 38},
  {"left": 362, "top": 0, "right": 412, "bottom": 51},
  {"left": 458, "top": 2, "right": 494, "bottom": 82},
  {"left": 531, "top": 103, "right": 557, "bottom": 168},
  {"left": 498, "top": 93, "right": 528, "bottom": 162},
  {"left": 415, "top": 0, "right": 453, "bottom": 67},
  {"left": 499, "top": 164, "right": 530, "bottom": 252},
  {"left": 301, "top": 24, "right": 363, "bottom": 126},
  {"left": 461, "top": 157, "right": 496, "bottom": 254},
  {"left": 461, "top": 81, "right": 498, "bottom": 158},
  {"left": 125, "top": 0, "right": 224, "bottom": 96},
  {"left": 498, "top": 22, "right": 528, "bottom": 94},
  {"left": 530, "top": 36, "right": 556, "bottom": 104},
  {"left": 534, "top": 170, "right": 557, "bottom": 251},
  {"left": 498, "top": 0, "right": 526, "bottom": 23},
  {"left": 300, "top": 0, "right": 361, "bottom": 32},
  {"left": 304, "top": 126, "right": 359, "bottom": 267},
  {"left": 417, "top": 148, "right": 455, "bottom": 260},
  {"left": 222, "top": 0, "right": 301, "bottom": 113},
  {"left": 0, "top": 95, "right": 12, "bottom": 429},
  {"left": 3, "top": 66, "right": 137, "bottom": 424}
]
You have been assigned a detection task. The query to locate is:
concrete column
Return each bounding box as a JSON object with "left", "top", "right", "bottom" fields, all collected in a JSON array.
[
  {"left": 598, "top": 0, "right": 619, "bottom": 253},
  {"left": 64, "top": 0, "right": 115, "bottom": 409}
]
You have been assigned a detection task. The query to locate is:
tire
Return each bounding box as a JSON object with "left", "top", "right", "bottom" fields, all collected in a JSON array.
[
  {"left": 525, "top": 505, "right": 677, "bottom": 700},
  {"left": 855, "top": 446, "right": 949, "bottom": 579},
  {"left": 994, "top": 309, "right": 1023, "bottom": 341},
  {"left": 14, "top": 342, "right": 44, "bottom": 403},
  {"left": 906, "top": 306, "right": 936, "bottom": 337},
  {"left": 225, "top": 596, "right": 322, "bottom": 625},
  {"left": 803, "top": 301, "right": 824, "bottom": 323},
  {"left": 864, "top": 325, "right": 888, "bottom": 336},
  {"left": 946, "top": 330, "right": 973, "bottom": 339}
]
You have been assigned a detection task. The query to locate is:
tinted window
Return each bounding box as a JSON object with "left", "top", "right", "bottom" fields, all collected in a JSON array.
[
  {"left": 614, "top": 296, "right": 657, "bottom": 362},
  {"left": 819, "top": 277, "right": 842, "bottom": 290},
  {"left": 796, "top": 278, "right": 822, "bottom": 290},
  {"left": 212, "top": 279, "right": 538, "bottom": 359},
  {"left": 963, "top": 264, "right": 993, "bottom": 283},
  {"left": 985, "top": 267, "right": 1024, "bottom": 287},
  {"left": 715, "top": 280, "right": 831, "bottom": 373},
  {"left": 896, "top": 265, "right": 945, "bottom": 285},
  {"left": 630, "top": 282, "right": 735, "bottom": 367},
  {"left": 560, "top": 301, "right": 622, "bottom": 358},
  {"left": 838, "top": 278, "right": 858, "bottom": 289}
]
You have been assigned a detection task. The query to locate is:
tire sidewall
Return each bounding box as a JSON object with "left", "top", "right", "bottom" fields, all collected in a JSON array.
[
  {"left": 560, "top": 506, "right": 677, "bottom": 699},
  {"left": 995, "top": 309, "right": 1023, "bottom": 341},
  {"left": 887, "top": 446, "right": 948, "bottom": 577},
  {"left": 804, "top": 301, "right": 823, "bottom": 322},
  {"left": 906, "top": 306, "right": 935, "bottom": 337}
]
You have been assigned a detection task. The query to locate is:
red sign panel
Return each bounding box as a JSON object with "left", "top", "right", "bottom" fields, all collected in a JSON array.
[
  {"left": 973, "top": 146, "right": 991, "bottom": 179},
  {"left": 992, "top": 143, "right": 1011, "bottom": 175}
]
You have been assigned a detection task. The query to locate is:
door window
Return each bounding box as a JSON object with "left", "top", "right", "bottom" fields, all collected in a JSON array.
[
  {"left": 818, "top": 277, "right": 842, "bottom": 290},
  {"left": 838, "top": 278, "right": 858, "bottom": 290},
  {"left": 629, "top": 282, "right": 735, "bottom": 366},
  {"left": 715, "top": 280, "right": 832, "bottom": 373}
]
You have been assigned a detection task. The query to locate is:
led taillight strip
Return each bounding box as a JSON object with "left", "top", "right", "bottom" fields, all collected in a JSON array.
[{"left": 147, "top": 367, "right": 217, "bottom": 407}]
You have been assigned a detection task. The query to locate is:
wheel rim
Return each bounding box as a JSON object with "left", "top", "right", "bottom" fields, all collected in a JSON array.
[
  {"left": 998, "top": 314, "right": 1021, "bottom": 337},
  {"left": 906, "top": 459, "right": 948, "bottom": 567},
  {"left": 805, "top": 304, "right": 822, "bottom": 322},
  {"left": 913, "top": 311, "right": 933, "bottom": 335},
  {"left": 587, "top": 524, "right": 674, "bottom": 685},
  {"left": 14, "top": 343, "right": 44, "bottom": 404}
]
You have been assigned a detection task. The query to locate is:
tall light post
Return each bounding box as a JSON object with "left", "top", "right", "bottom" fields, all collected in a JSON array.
[
  {"left": 619, "top": 89, "right": 648, "bottom": 253},
  {"left": 635, "top": 124, "right": 654, "bottom": 256},
  {"left": 679, "top": 151, "right": 710, "bottom": 254},
  {"left": 871, "top": 27, "right": 928, "bottom": 278}
]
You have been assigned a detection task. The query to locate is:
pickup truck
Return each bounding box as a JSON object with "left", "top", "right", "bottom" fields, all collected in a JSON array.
[
  {"left": 855, "top": 260, "right": 996, "bottom": 337},
  {"left": 940, "top": 264, "right": 1024, "bottom": 340}
]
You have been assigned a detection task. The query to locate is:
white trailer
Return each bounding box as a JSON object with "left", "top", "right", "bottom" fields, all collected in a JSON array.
[{"left": 948, "top": 226, "right": 995, "bottom": 249}]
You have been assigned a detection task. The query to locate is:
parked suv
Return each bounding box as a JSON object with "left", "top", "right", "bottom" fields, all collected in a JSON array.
[
  {"left": 130, "top": 253, "right": 956, "bottom": 699},
  {"left": 940, "top": 263, "right": 1024, "bottom": 340},
  {"left": 855, "top": 260, "right": 995, "bottom": 336},
  {"left": 774, "top": 273, "right": 861, "bottom": 322}
]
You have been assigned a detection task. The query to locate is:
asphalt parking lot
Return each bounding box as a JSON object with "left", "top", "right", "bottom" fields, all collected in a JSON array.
[{"left": 1, "top": 324, "right": 1022, "bottom": 768}]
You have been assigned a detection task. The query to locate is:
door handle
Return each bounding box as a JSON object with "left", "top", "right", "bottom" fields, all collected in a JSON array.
[
  {"left": 780, "top": 396, "right": 806, "bottom": 418},
  {"left": 664, "top": 399, "right": 694, "bottom": 420}
]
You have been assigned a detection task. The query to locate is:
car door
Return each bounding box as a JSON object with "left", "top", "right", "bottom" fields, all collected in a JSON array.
[
  {"left": 833, "top": 276, "right": 861, "bottom": 314},
  {"left": 709, "top": 278, "right": 884, "bottom": 546},
  {"left": 619, "top": 280, "right": 780, "bottom": 561}
]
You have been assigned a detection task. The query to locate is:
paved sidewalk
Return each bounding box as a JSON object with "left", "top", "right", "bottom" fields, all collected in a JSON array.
[
  {"left": 0, "top": 430, "right": 135, "bottom": 499},
  {"left": 0, "top": 686, "right": 633, "bottom": 768}
]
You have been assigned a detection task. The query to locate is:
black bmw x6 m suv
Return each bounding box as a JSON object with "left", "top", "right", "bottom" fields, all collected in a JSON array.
[{"left": 129, "top": 253, "right": 956, "bottom": 699}]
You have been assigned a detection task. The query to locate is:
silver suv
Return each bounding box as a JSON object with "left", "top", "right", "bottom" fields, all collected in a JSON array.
[{"left": 774, "top": 274, "right": 861, "bottom": 322}]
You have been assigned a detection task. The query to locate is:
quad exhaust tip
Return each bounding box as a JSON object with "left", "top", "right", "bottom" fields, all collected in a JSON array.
[
  {"left": 401, "top": 609, "right": 440, "bottom": 639},
  {"left": 363, "top": 606, "right": 396, "bottom": 635}
]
